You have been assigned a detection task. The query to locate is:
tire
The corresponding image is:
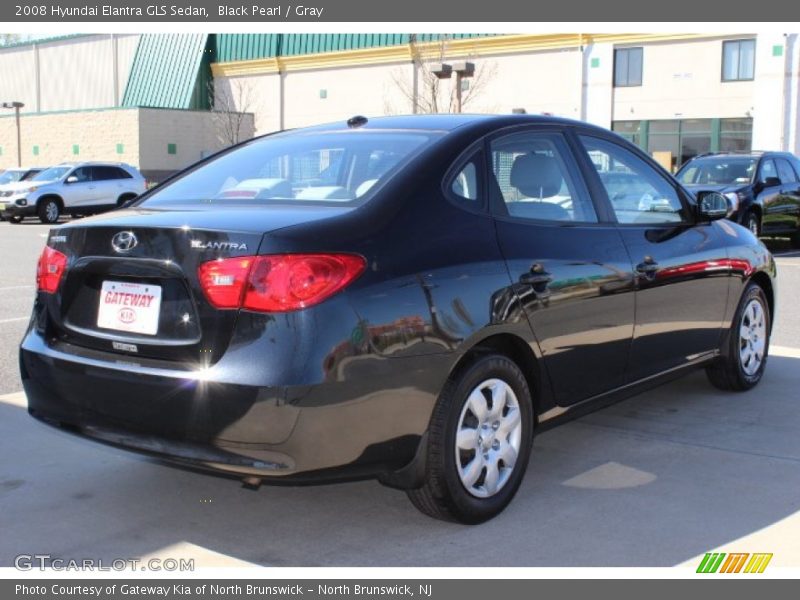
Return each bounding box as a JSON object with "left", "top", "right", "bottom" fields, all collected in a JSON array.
[
  {"left": 37, "top": 198, "right": 60, "bottom": 224},
  {"left": 706, "top": 282, "right": 770, "bottom": 391},
  {"left": 8, "top": 215, "right": 23, "bottom": 224},
  {"left": 407, "top": 354, "right": 533, "bottom": 524},
  {"left": 791, "top": 230, "right": 800, "bottom": 249},
  {"left": 742, "top": 211, "right": 760, "bottom": 236}
]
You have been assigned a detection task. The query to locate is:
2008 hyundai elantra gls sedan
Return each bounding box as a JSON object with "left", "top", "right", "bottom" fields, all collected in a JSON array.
[{"left": 21, "top": 114, "right": 776, "bottom": 523}]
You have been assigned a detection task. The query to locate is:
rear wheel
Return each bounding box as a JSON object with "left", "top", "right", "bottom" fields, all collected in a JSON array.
[
  {"left": 37, "top": 198, "right": 60, "bottom": 224},
  {"left": 407, "top": 354, "right": 533, "bottom": 523},
  {"left": 706, "top": 282, "right": 770, "bottom": 391}
]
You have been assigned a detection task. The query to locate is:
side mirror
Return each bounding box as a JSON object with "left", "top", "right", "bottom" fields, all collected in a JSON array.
[
  {"left": 697, "top": 191, "right": 731, "bottom": 221},
  {"left": 762, "top": 176, "right": 782, "bottom": 188},
  {"left": 65, "top": 175, "right": 79, "bottom": 184}
]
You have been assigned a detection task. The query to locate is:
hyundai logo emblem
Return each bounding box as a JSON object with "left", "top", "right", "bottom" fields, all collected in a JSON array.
[{"left": 111, "top": 231, "right": 138, "bottom": 253}]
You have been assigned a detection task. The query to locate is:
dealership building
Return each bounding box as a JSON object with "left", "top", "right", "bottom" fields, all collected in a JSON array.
[{"left": 1, "top": 32, "right": 799, "bottom": 178}]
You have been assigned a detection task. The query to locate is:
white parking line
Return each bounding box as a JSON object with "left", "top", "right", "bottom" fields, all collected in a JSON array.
[{"left": 0, "top": 317, "right": 28, "bottom": 325}]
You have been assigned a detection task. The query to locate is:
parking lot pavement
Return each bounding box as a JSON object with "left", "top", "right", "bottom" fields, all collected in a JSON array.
[{"left": 0, "top": 221, "right": 799, "bottom": 567}]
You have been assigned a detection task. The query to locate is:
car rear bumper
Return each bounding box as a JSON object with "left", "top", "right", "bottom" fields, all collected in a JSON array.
[{"left": 20, "top": 328, "right": 444, "bottom": 485}]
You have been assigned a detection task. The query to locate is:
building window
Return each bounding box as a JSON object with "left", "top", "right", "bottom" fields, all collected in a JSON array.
[
  {"left": 722, "top": 39, "right": 755, "bottom": 82},
  {"left": 167, "top": 143, "right": 177, "bottom": 155},
  {"left": 614, "top": 47, "right": 643, "bottom": 87},
  {"left": 612, "top": 121, "right": 644, "bottom": 147},
  {"left": 719, "top": 118, "right": 753, "bottom": 152},
  {"left": 612, "top": 117, "right": 754, "bottom": 172}
]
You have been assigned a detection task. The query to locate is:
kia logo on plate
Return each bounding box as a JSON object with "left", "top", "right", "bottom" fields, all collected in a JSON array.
[{"left": 111, "top": 231, "right": 138, "bottom": 253}]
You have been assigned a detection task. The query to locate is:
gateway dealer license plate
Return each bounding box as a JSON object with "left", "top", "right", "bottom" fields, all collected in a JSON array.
[{"left": 97, "top": 280, "right": 162, "bottom": 335}]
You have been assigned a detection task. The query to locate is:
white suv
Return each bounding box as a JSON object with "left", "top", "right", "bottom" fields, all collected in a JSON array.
[{"left": 0, "top": 162, "right": 146, "bottom": 224}]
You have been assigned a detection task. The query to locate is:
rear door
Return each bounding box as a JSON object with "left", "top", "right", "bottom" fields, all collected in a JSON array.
[
  {"left": 575, "top": 133, "right": 732, "bottom": 382},
  {"left": 488, "top": 127, "right": 635, "bottom": 405}
]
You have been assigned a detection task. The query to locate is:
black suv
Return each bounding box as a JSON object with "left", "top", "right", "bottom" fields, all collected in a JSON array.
[{"left": 677, "top": 151, "right": 800, "bottom": 246}]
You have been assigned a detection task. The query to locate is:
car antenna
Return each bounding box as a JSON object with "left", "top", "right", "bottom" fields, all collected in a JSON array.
[{"left": 347, "top": 115, "right": 368, "bottom": 128}]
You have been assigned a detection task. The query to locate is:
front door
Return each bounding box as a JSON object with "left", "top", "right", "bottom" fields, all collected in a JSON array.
[
  {"left": 488, "top": 128, "right": 636, "bottom": 405},
  {"left": 576, "top": 134, "right": 732, "bottom": 382}
]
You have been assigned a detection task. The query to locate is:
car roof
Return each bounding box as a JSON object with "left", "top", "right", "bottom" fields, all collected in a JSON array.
[{"left": 290, "top": 113, "right": 604, "bottom": 135}]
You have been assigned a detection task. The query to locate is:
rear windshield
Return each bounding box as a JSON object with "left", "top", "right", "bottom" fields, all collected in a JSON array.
[
  {"left": 677, "top": 157, "right": 757, "bottom": 186},
  {"left": 139, "top": 130, "right": 440, "bottom": 208}
]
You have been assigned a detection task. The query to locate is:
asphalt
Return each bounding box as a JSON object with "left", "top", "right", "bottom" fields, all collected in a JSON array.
[{"left": 1, "top": 219, "right": 799, "bottom": 568}]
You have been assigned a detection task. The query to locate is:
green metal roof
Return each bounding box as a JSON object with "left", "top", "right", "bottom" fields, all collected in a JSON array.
[
  {"left": 122, "top": 34, "right": 211, "bottom": 110},
  {"left": 214, "top": 34, "right": 495, "bottom": 63}
]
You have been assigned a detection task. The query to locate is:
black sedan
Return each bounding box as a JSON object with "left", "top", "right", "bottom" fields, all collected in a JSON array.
[{"left": 21, "top": 115, "right": 776, "bottom": 523}]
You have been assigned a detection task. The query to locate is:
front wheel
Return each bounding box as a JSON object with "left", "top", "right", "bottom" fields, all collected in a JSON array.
[
  {"left": 37, "top": 199, "right": 60, "bottom": 224},
  {"left": 742, "top": 211, "right": 760, "bottom": 236},
  {"left": 706, "top": 282, "right": 770, "bottom": 391},
  {"left": 407, "top": 354, "right": 533, "bottom": 523}
]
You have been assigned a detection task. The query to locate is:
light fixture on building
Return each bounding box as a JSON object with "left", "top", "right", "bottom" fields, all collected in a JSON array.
[
  {"left": 429, "top": 62, "right": 475, "bottom": 113},
  {"left": 1, "top": 101, "right": 24, "bottom": 168}
]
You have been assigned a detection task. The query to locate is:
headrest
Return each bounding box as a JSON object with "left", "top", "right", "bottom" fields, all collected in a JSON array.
[{"left": 510, "top": 153, "right": 564, "bottom": 198}]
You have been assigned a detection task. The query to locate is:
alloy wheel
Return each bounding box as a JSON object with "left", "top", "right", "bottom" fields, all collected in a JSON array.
[
  {"left": 455, "top": 378, "right": 523, "bottom": 498},
  {"left": 739, "top": 298, "right": 767, "bottom": 376}
]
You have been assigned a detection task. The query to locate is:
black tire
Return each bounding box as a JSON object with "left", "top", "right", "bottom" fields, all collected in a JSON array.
[
  {"left": 37, "top": 198, "right": 61, "bottom": 224},
  {"left": 742, "top": 211, "right": 760, "bottom": 237},
  {"left": 8, "top": 215, "right": 23, "bottom": 224},
  {"left": 407, "top": 353, "right": 534, "bottom": 524},
  {"left": 706, "top": 282, "right": 770, "bottom": 391}
]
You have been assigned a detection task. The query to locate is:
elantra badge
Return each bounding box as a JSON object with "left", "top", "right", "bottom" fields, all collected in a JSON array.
[
  {"left": 111, "top": 231, "right": 138, "bottom": 253},
  {"left": 190, "top": 240, "right": 248, "bottom": 251}
]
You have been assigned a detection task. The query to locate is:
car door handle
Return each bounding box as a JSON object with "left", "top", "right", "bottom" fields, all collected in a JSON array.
[{"left": 635, "top": 257, "right": 659, "bottom": 274}]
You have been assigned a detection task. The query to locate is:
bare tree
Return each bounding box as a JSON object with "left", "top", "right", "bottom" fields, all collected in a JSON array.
[
  {"left": 208, "top": 78, "right": 254, "bottom": 147},
  {"left": 387, "top": 35, "right": 497, "bottom": 114}
]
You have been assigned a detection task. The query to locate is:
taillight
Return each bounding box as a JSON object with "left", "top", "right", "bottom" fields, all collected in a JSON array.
[
  {"left": 197, "top": 256, "right": 255, "bottom": 309},
  {"left": 36, "top": 246, "right": 67, "bottom": 294},
  {"left": 198, "top": 254, "right": 366, "bottom": 313}
]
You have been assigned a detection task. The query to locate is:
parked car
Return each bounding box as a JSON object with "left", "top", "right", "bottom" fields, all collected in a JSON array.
[
  {"left": 22, "top": 115, "right": 775, "bottom": 523},
  {"left": 0, "top": 167, "right": 44, "bottom": 186},
  {"left": 677, "top": 151, "right": 800, "bottom": 246},
  {"left": 0, "top": 162, "right": 146, "bottom": 224},
  {"left": 0, "top": 167, "right": 44, "bottom": 221}
]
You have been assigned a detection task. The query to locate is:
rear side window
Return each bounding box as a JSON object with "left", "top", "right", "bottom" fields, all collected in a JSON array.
[
  {"left": 776, "top": 158, "right": 798, "bottom": 183},
  {"left": 448, "top": 152, "right": 482, "bottom": 204},
  {"left": 580, "top": 135, "right": 685, "bottom": 224},
  {"left": 489, "top": 132, "right": 597, "bottom": 223},
  {"left": 139, "top": 131, "right": 440, "bottom": 207}
]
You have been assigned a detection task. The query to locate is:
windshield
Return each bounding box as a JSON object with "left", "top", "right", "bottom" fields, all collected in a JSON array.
[
  {"left": 32, "top": 166, "right": 71, "bottom": 182},
  {"left": 0, "top": 171, "right": 24, "bottom": 185},
  {"left": 677, "top": 157, "right": 757, "bottom": 186},
  {"left": 139, "top": 130, "right": 440, "bottom": 208}
]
